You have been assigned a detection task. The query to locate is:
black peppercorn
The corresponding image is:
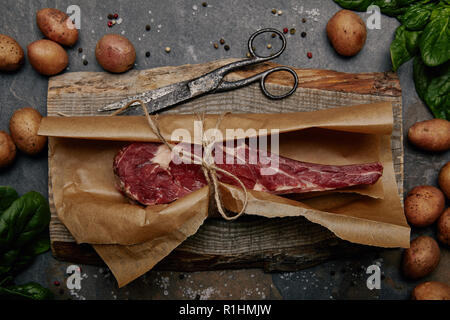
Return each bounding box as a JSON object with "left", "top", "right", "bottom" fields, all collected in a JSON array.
[
  {"left": 224, "top": 45, "right": 230, "bottom": 51},
  {"left": 83, "top": 60, "right": 88, "bottom": 65},
  {"left": 146, "top": 24, "right": 151, "bottom": 31},
  {"left": 145, "top": 51, "right": 150, "bottom": 57},
  {"left": 301, "top": 32, "right": 307, "bottom": 38}
]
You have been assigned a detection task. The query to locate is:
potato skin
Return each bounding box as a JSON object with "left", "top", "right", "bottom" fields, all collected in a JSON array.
[
  {"left": 408, "top": 119, "right": 450, "bottom": 152},
  {"left": 404, "top": 185, "right": 445, "bottom": 227},
  {"left": 402, "top": 236, "right": 440, "bottom": 279},
  {"left": 36, "top": 8, "right": 78, "bottom": 46},
  {"left": 9, "top": 107, "right": 47, "bottom": 155},
  {"left": 95, "top": 34, "right": 136, "bottom": 73},
  {"left": 0, "top": 130, "right": 16, "bottom": 168},
  {"left": 27, "top": 39, "right": 68, "bottom": 76},
  {"left": 326, "top": 10, "right": 367, "bottom": 56},
  {"left": 438, "top": 162, "right": 450, "bottom": 199},
  {"left": 0, "top": 34, "right": 25, "bottom": 71},
  {"left": 412, "top": 281, "right": 450, "bottom": 300},
  {"left": 437, "top": 208, "right": 450, "bottom": 246}
]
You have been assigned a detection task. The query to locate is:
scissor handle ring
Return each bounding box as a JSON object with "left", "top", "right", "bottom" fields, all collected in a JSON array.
[
  {"left": 248, "top": 28, "right": 287, "bottom": 61},
  {"left": 260, "top": 67, "right": 299, "bottom": 100}
]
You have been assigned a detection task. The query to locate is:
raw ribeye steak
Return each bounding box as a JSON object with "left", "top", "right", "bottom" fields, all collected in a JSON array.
[{"left": 113, "top": 142, "right": 383, "bottom": 206}]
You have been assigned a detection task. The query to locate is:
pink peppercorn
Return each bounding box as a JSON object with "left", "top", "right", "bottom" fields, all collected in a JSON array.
[
  {"left": 107, "top": 21, "right": 113, "bottom": 27},
  {"left": 307, "top": 52, "right": 313, "bottom": 59},
  {"left": 113, "top": 13, "right": 119, "bottom": 19},
  {"left": 283, "top": 28, "right": 288, "bottom": 34}
]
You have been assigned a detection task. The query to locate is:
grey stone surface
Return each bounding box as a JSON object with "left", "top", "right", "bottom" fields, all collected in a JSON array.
[{"left": 0, "top": 0, "right": 448, "bottom": 300}]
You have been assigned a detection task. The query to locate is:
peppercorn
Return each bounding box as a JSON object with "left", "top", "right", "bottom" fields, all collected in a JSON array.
[
  {"left": 78, "top": 47, "right": 83, "bottom": 53},
  {"left": 83, "top": 60, "right": 88, "bottom": 65},
  {"left": 302, "top": 18, "right": 307, "bottom": 23},
  {"left": 107, "top": 14, "right": 113, "bottom": 19},
  {"left": 145, "top": 51, "right": 150, "bottom": 57},
  {"left": 213, "top": 43, "right": 219, "bottom": 49},
  {"left": 267, "top": 44, "right": 272, "bottom": 49},
  {"left": 277, "top": 10, "right": 283, "bottom": 15},
  {"left": 219, "top": 38, "right": 225, "bottom": 45},
  {"left": 146, "top": 24, "right": 151, "bottom": 31},
  {"left": 301, "top": 32, "right": 307, "bottom": 38},
  {"left": 246, "top": 52, "right": 252, "bottom": 58},
  {"left": 179, "top": 274, "right": 185, "bottom": 280},
  {"left": 107, "top": 21, "right": 113, "bottom": 27},
  {"left": 283, "top": 27, "right": 288, "bottom": 34},
  {"left": 113, "top": 13, "right": 119, "bottom": 19},
  {"left": 202, "top": 2, "right": 207, "bottom": 7},
  {"left": 271, "top": 33, "right": 276, "bottom": 38},
  {"left": 224, "top": 45, "right": 230, "bottom": 51},
  {"left": 271, "top": 9, "right": 277, "bottom": 14},
  {"left": 165, "top": 47, "right": 171, "bottom": 53},
  {"left": 290, "top": 28, "right": 296, "bottom": 35},
  {"left": 307, "top": 52, "right": 312, "bottom": 59},
  {"left": 54, "top": 280, "right": 60, "bottom": 286}
]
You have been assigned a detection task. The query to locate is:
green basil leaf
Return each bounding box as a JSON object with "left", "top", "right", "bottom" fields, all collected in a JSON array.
[
  {"left": 401, "top": 4, "right": 432, "bottom": 30},
  {"left": 0, "top": 191, "right": 51, "bottom": 253},
  {"left": 390, "top": 26, "right": 414, "bottom": 71},
  {"left": 413, "top": 56, "right": 450, "bottom": 120},
  {"left": 420, "top": 15, "right": 450, "bottom": 66},
  {"left": 0, "top": 187, "right": 18, "bottom": 214},
  {"left": 0, "top": 282, "right": 53, "bottom": 300}
]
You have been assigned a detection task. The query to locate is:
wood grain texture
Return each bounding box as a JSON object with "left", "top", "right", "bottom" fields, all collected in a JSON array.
[{"left": 47, "top": 58, "right": 403, "bottom": 270}]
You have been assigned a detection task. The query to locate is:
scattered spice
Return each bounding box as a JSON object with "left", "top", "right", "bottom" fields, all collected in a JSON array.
[
  {"left": 213, "top": 43, "right": 219, "bottom": 49},
  {"left": 113, "top": 13, "right": 119, "bottom": 19},
  {"left": 302, "top": 18, "right": 307, "bottom": 23},
  {"left": 78, "top": 47, "right": 83, "bottom": 53},
  {"left": 277, "top": 10, "right": 283, "bottom": 15},
  {"left": 307, "top": 52, "right": 312, "bottom": 59},
  {"left": 224, "top": 44, "right": 230, "bottom": 51},
  {"left": 271, "top": 9, "right": 277, "bottom": 14},
  {"left": 107, "top": 21, "right": 113, "bottom": 28},
  {"left": 267, "top": 44, "right": 272, "bottom": 49},
  {"left": 246, "top": 52, "right": 251, "bottom": 58},
  {"left": 283, "top": 27, "right": 288, "bottom": 34},
  {"left": 202, "top": 2, "right": 207, "bottom": 7},
  {"left": 219, "top": 38, "right": 225, "bottom": 45},
  {"left": 107, "top": 13, "right": 113, "bottom": 19},
  {"left": 53, "top": 280, "right": 60, "bottom": 286},
  {"left": 83, "top": 59, "right": 88, "bottom": 65},
  {"left": 165, "top": 47, "right": 171, "bottom": 53},
  {"left": 271, "top": 33, "right": 276, "bottom": 38},
  {"left": 290, "top": 28, "right": 296, "bottom": 35},
  {"left": 145, "top": 51, "right": 150, "bottom": 57},
  {"left": 145, "top": 24, "right": 151, "bottom": 31},
  {"left": 111, "top": 20, "right": 116, "bottom": 25},
  {"left": 301, "top": 31, "right": 307, "bottom": 38}
]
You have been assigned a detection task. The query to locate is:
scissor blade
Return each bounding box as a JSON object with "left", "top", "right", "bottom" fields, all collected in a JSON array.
[{"left": 98, "top": 81, "right": 192, "bottom": 112}]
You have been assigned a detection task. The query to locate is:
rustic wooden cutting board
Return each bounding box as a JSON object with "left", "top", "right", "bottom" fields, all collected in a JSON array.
[{"left": 47, "top": 58, "right": 403, "bottom": 270}]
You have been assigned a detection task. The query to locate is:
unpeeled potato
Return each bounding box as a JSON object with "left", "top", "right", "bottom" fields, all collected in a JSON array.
[
  {"left": 438, "top": 162, "right": 450, "bottom": 199},
  {"left": 437, "top": 208, "right": 450, "bottom": 246},
  {"left": 412, "top": 281, "right": 450, "bottom": 300},
  {"left": 326, "top": 10, "right": 367, "bottom": 56},
  {"left": 0, "top": 130, "right": 16, "bottom": 168},
  {"left": 0, "top": 34, "right": 25, "bottom": 71},
  {"left": 95, "top": 34, "right": 136, "bottom": 73},
  {"left": 27, "top": 39, "right": 68, "bottom": 76},
  {"left": 9, "top": 107, "right": 47, "bottom": 155},
  {"left": 408, "top": 119, "right": 450, "bottom": 152},
  {"left": 404, "top": 186, "right": 445, "bottom": 227},
  {"left": 402, "top": 236, "right": 440, "bottom": 279},
  {"left": 37, "top": 8, "right": 78, "bottom": 46}
]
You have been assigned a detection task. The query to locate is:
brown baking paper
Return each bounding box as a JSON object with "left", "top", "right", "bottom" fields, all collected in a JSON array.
[{"left": 39, "top": 102, "right": 410, "bottom": 287}]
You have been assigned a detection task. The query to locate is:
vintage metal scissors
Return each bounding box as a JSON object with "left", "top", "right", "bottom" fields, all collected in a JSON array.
[{"left": 98, "top": 28, "right": 299, "bottom": 113}]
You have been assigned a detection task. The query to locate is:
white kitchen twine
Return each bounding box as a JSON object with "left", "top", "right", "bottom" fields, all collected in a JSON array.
[{"left": 110, "top": 99, "right": 248, "bottom": 221}]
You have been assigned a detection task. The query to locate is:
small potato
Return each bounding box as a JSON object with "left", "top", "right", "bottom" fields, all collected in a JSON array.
[
  {"left": 0, "top": 34, "right": 25, "bottom": 71},
  {"left": 0, "top": 130, "right": 16, "bottom": 168},
  {"left": 412, "top": 281, "right": 450, "bottom": 300},
  {"left": 408, "top": 119, "right": 450, "bottom": 152},
  {"left": 9, "top": 107, "right": 47, "bottom": 155},
  {"left": 402, "top": 236, "right": 440, "bottom": 279},
  {"left": 437, "top": 208, "right": 450, "bottom": 246},
  {"left": 404, "top": 185, "right": 445, "bottom": 227},
  {"left": 438, "top": 162, "right": 450, "bottom": 199},
  {"left": 36, "top": 8, "right": 78, "bottom": 46},
  {"left": 326, "top": 10, "right": 367, "bottom": 56},
  {"left": 95, "top": 34, "right": 136, "bottom": 73},
  {"left": 27, "top": 39, "right": 68, "bottom": 76}
]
